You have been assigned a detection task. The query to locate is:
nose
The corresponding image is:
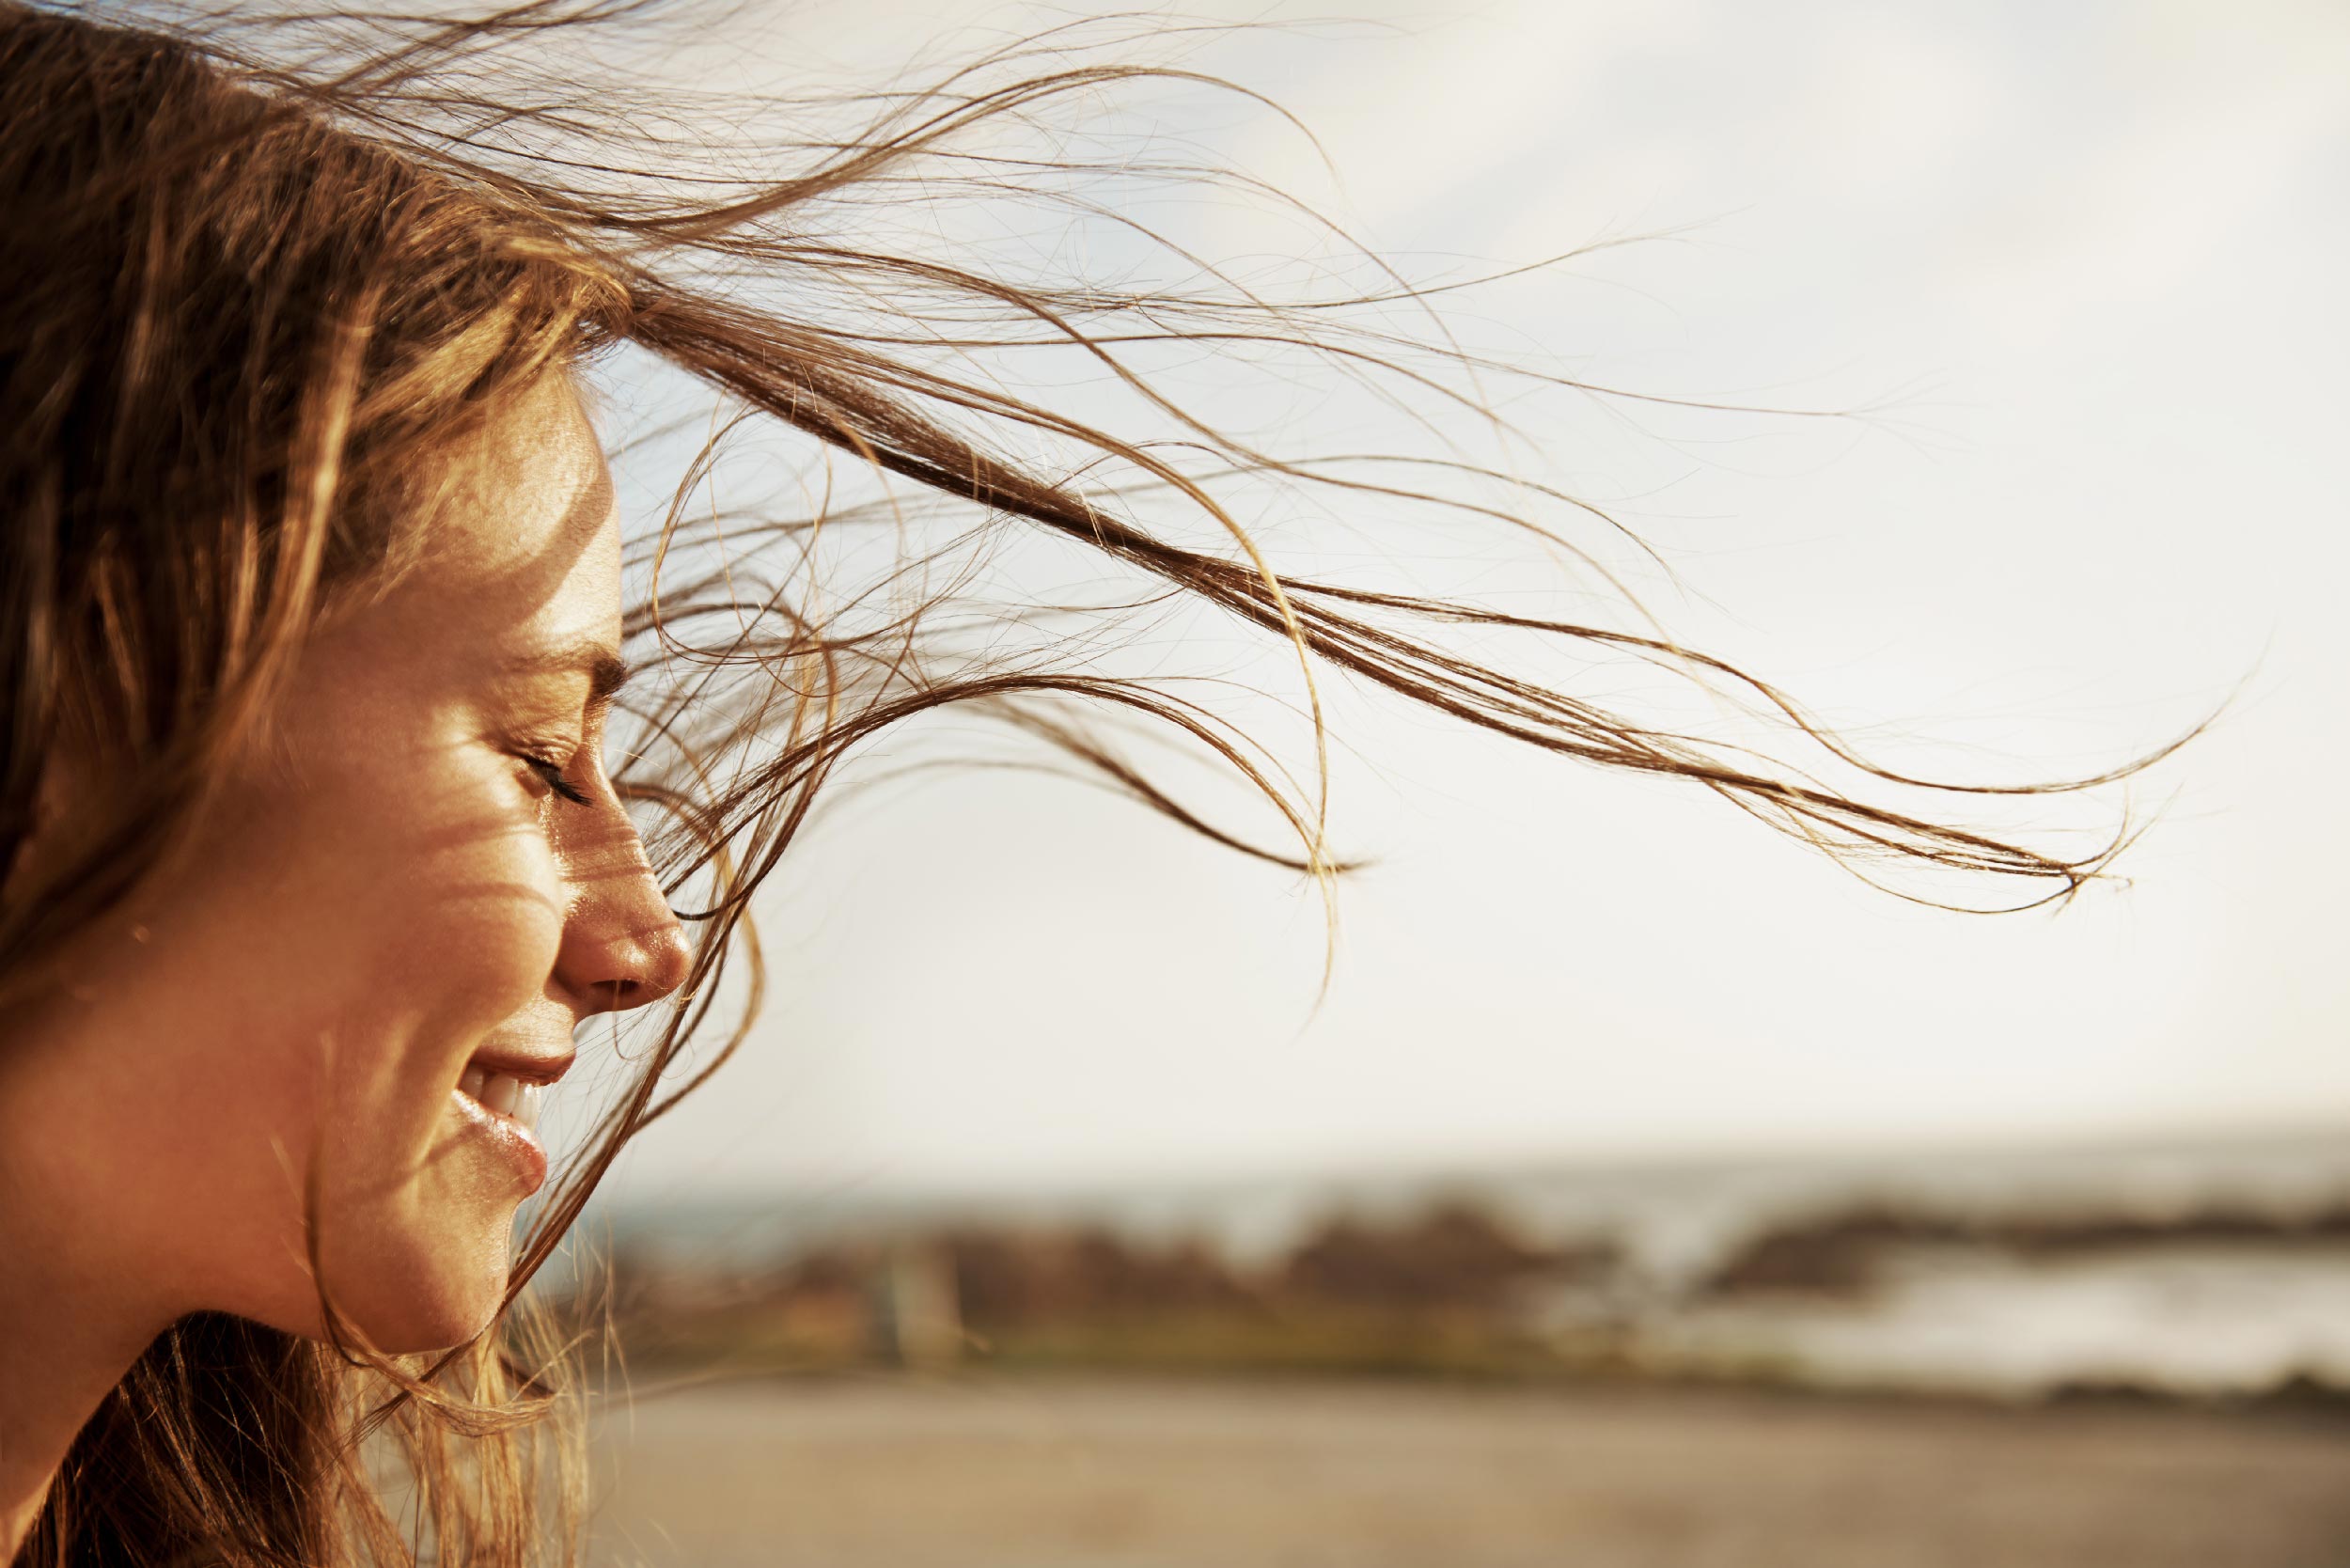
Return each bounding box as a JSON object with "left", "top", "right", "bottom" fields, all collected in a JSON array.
[{"left": 551, "top": 816, "right": 692, "bottom": 1017}]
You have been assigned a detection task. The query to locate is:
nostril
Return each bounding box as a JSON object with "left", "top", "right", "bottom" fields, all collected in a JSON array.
[
  {"left": 588, "top": 913, "right": 689, "bottom": 1011},
  {"left": 553, "top": 857, "right": 693, "bottom": 1014}
]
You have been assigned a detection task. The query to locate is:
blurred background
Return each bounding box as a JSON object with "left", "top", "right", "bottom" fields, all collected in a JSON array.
[{"left": 533, "top": 0, "right": 2350, "bottom": 1562}]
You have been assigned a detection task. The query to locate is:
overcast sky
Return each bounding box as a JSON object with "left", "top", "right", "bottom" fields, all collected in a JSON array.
[{"left": 566, "top": 0, "right": 2350, "bottom": 1202}]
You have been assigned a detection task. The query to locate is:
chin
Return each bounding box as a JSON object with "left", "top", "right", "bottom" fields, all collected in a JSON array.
[{"left": 306, "top": 1204, "right": 522, "bottom": 1356}]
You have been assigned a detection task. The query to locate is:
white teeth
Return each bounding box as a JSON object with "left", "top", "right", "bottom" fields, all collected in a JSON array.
[
  {"left": 460, "top": 1066, "right": 546, "bottom": 1133},
  {"left": 478, "top": 1071, "right": 521, "bottom": 1119}
]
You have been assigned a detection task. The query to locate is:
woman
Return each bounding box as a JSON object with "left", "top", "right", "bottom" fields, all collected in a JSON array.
[{"left": 0, "top": 3, "right": 2164, "bottom": 1564}]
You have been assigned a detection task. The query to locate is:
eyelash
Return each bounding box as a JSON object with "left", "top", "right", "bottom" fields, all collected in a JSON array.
[{"left": 519, "top": 752, "right": 592, "bottom": 807}]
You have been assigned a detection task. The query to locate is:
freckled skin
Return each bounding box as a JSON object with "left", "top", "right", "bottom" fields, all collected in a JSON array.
[{"left": 0, "top": 375, "right": 689, "bottom": 1354}]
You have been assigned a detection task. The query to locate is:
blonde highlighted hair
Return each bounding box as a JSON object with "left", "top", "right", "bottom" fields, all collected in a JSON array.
[{"left": 0, "top": 3, "right": 2175, "bottom": 1562}]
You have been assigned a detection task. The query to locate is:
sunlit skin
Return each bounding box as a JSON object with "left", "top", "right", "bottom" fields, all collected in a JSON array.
[{"left": 0, "top": 374, "right": 689, "bottom": 1549}]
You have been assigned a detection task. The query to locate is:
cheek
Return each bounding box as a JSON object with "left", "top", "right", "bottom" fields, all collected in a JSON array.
[
  {"left": 376, "top": 818, "right": 570, "bottom": 1037},
  {"left": 297, "top": 775, "right": 568, "bottom": 1168},
  {"left": 224, "top": 757, "right": 565, "bottom": 1067},
  {"left": 305, "top": 802, "right": 567, "bottom": 1352},
  {"left": 101, "top": 745, "right": 569, "bottom": 1327}
]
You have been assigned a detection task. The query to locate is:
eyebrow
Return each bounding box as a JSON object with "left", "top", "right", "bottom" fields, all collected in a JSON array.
[{"left": 505, "top": 637, "right": 632, "bottom": 704}]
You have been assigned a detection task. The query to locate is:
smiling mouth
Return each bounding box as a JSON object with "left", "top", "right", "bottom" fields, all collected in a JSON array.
[{"left": 457, "top": 1066, "right": 545, "bottom": 1135}]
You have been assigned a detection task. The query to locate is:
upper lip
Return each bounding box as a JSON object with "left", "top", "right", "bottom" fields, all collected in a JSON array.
[{"left": 464, "top": 1043, "right": 576, "bottom": 1087}]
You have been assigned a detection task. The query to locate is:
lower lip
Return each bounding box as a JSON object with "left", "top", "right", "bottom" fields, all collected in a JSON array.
[{"left": 448, "top": 1088, "right": 549, "bottom": 1196}]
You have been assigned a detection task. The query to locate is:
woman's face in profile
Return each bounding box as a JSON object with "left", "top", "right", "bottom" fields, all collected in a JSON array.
[{"left": 2, "top": 375, "right": 688, "bottom": 1355}]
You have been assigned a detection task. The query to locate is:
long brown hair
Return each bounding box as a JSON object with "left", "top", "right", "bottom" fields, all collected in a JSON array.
[{"left": 0, "top": 3, "right": 2183, "bottom": 1563}]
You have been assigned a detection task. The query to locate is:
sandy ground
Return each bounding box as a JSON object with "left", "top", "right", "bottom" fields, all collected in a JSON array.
[{"left": 584, "top": 1376, "right": 2350, "bottom": 1568}]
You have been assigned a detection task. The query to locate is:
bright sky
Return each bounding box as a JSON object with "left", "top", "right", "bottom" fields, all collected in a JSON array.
[{"left": 576, "top": 0, "right": 2350, "bottom": 1202}]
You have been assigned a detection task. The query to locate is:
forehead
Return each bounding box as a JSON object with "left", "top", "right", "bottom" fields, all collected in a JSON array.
[
  {"left": 368, "top": 374, "right": 623, "bottom": 676},
  {"left": 307, "top": 373, "right": 622, "bottom": 711},
  {"left": 420, "top": 375, "right": 617, "bottom": 589}
]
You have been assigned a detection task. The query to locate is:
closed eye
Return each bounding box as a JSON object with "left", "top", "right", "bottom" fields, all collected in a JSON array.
[{"left": 521, "top": 752, "right": 592, "bottom": 807}]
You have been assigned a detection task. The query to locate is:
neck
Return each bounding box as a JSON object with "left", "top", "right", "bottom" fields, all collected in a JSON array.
[{"left": 0, "top": 1180, "right": 171, "bottom": 1560}]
